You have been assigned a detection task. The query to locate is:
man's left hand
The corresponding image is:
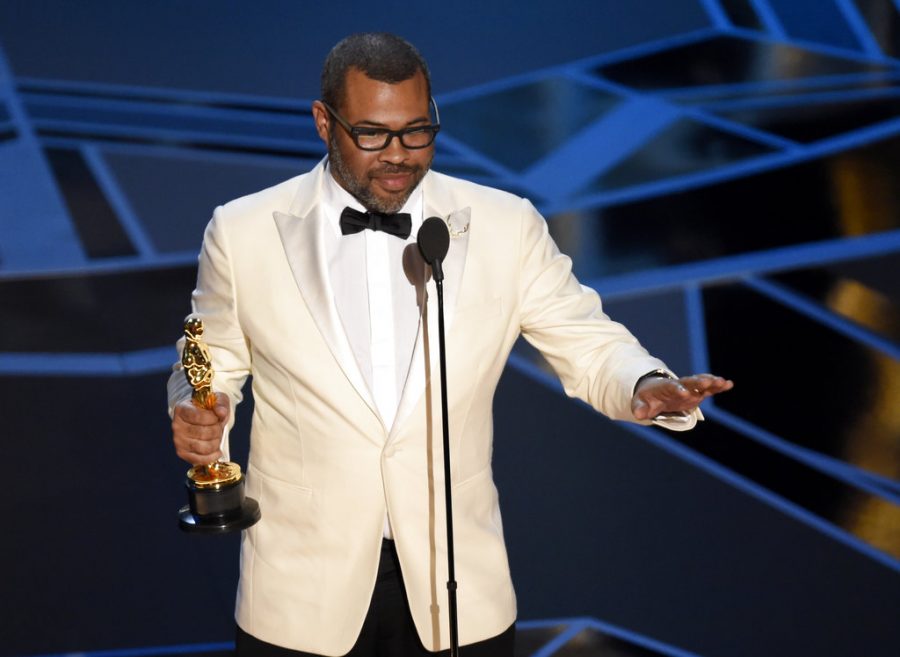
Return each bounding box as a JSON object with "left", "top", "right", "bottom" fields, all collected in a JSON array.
[{"left": 632, "top": 373, "right": 734, "bottom": 421}]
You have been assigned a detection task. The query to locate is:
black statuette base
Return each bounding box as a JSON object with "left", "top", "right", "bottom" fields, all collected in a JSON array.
[{"left": 178, "top": 476, "right": 261, "bottom": 534}]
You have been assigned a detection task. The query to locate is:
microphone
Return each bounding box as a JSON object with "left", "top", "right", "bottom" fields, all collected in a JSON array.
[{"left": 417, "top": 216, "right": 450, "bottom": 281}]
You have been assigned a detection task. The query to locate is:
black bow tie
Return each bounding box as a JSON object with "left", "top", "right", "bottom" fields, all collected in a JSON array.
[{"left": 339, "top": 207, "right": 412, "bottom": 240}]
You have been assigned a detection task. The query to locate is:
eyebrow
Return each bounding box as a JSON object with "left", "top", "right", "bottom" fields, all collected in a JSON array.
[{"left": 354, "top": 115, "right": 431, "bottom": 128}]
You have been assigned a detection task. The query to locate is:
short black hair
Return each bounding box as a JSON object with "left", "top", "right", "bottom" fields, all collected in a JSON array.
[{"left": 321, "top": 33, "right": 432, "bottom": 110}]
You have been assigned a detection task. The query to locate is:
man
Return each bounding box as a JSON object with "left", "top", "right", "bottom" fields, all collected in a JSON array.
[{"left": 169, "top": 33, "right": 732, "bottom": 657}]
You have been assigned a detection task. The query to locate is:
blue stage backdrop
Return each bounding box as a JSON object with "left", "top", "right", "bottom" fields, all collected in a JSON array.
[{"left": 0, "top": 2, "right": 898, "bottom": 657}]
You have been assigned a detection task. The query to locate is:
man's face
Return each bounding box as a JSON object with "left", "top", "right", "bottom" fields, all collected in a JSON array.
[{"left": 314, "top": 68, "right": 434, "bottom": 214}]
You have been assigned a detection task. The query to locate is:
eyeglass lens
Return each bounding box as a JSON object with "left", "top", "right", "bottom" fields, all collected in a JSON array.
[{"left": 356, "top": 128, "right": 436, "bottom": 150}]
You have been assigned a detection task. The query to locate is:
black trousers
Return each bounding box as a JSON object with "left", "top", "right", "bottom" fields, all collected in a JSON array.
[{"left": 236, "top": 539, "right": 515, "bottom": 657}]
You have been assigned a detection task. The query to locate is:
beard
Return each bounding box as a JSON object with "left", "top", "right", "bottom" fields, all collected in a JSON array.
[{"left": 328, "top": 131, "right": 432, "bottom": 214}]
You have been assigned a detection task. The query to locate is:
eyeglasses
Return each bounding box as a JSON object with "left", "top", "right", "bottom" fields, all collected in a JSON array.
[{"left": 322, "top": 97, "right": 441, "bottom": 151}]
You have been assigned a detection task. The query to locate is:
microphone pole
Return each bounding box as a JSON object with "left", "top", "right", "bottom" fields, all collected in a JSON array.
[{"left": 417, "top": 217, "right": 459, "bottom": 657}]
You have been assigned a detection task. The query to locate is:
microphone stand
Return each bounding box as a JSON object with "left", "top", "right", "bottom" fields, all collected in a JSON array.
[
  {"left": 418, "top": 217, "right": 458, "bottom": 655},
  {"left": 432, "top": 258, "right": 460, "bottom": 657}
]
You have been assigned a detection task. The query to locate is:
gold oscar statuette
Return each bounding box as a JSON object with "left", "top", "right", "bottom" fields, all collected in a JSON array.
[{"left": 177, "top": 316, "right": 261, "bottom": 533}]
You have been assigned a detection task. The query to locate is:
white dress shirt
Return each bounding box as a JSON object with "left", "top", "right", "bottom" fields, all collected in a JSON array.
[{"left": 319, "top": 165, "right": 424, "bottom": 537}]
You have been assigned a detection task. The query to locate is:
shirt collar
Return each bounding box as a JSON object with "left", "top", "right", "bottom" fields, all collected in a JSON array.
[{"left": 321, "top": 159, "right": 424, "bottom": 240}]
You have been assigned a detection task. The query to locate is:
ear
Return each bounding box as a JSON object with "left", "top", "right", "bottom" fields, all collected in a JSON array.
[{"left": 311, "top": 101, "right": 330, "bottom": 144}]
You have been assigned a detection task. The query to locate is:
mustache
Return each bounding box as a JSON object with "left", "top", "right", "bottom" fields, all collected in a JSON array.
[{"left": 370, "top": 164, "right": 420, "bottom": 176}]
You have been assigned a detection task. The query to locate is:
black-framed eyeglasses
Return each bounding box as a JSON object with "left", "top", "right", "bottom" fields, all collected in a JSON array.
[{"left": 322, "top": 97, "right": 441, "bottom": 151}]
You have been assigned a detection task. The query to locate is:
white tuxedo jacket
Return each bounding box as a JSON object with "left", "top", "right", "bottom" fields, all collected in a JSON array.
[{"left": 168, "top": 161, "right": 695, "bottom": 655}]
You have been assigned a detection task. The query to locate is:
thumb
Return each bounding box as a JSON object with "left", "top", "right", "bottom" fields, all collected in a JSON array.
[
  {"left": 632, "top": 396, "right": 650, "bottom": 420},
  {"left": 214, "top": 394, "right": 231, "bottom": 421}
]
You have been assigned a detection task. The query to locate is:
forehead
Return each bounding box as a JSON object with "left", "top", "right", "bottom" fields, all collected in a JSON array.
[{"left": 340, "top": 68, "right": 430, "bottom": 123}]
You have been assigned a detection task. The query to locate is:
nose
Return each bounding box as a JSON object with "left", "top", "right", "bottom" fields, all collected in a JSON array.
[{"left": 378, "top": 134, "right": 410, "bottom": 164}]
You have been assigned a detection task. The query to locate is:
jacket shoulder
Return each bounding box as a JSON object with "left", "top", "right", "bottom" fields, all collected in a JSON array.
[
  {"left": 429, "top": 170, "right": 527, "bottom": 210},
  {"left": 427, "top": 170, "right": 544, "bottom": 244}
]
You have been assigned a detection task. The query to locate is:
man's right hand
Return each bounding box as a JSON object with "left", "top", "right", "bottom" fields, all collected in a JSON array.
[{"left": 171, "top": 394, "right": 230, "bottom": 465}]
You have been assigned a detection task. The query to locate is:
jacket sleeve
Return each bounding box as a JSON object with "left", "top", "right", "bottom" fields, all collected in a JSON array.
[
  {"left": 515, "top": 198, "right": 699, "bottom": 430},
  {"left": 167, "top": 206, "right": 253, "bottom": 458}
]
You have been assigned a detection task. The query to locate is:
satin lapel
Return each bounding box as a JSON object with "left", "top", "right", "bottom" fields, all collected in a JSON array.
[
  {"left": 437, "top": 207, "right": 471, "bottom": 334},
  {"left": 391, "top": 176, "right": 471, "bottom": 437},
  {"left": 272, "top": 201, "right": 377, "bottom": 416}
]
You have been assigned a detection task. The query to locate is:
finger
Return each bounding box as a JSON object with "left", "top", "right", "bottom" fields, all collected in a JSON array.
[
  {"left": 632, "top": 397, "right": 650, "bottom": 420},
  {"left": 655, "top": 381, "right": 693, "bottom": 403},
  {"left": 173, "top": 426, "right": 223, "bottom": 464},
  {"left": 679, "top": 374, "right": 732, "bottom": 396},
  {"left": 172, "top": 417, "right": 224, "bottom": 442},
  {"left": 641, "top": 395, "right": 671, "bottom": 418},
  {"left": 637, "top": 377, "right": 726, "bottom": 417},
  {"left": 678, "top": 375, "right": 709, "bottom": 394},
  {"left": 704, "top": 377, "right": 734, "bottom": 394},
  {"left": 174, "top": 400, "right": 221, "bottom": 426},
  {"left": 175, "top": 440, "right": 221, "bottom": 463},
  {"left": 175, "top": 442, "right": 223, "bottom": 466},
  {"left": 698, "top": 380, "right": 732, "bottom": 396},
  {"left": 198, "top": 435, "right": 221, "bottom": 455},
  {"left": 642, "top": 388, "right": 704, "bottom": 415}
]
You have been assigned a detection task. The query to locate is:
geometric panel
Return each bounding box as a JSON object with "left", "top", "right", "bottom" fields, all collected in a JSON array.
[
  {"left": 718, "top": 0, "right": 765, "bottom": 30},
  {"left": 704, "top": 282, "right": 900, "bottom": 486},
  {"left": 102, "top": 150, "right": 309, "bottom": 253},
  {"left": 719, "top": 94, "right": 900, "bottom": 143},
  {"left": 516, "top": 623, "right": 688, "bottom": 656},
  {"left": 439, "top": 78, "right": 621, "bottom": 171},
  {"left": 663, "top": 414, "right": 898, "bottom": 558},
  {"left": 547, "top": 167, "right": 840, "bottom": 281},
  {"left": 591, "top": 116, "right": 775, "bottom": 190},
  {"left": 773, "top": 262, "right": 900, "bottom": 343},
  {"left": 0, "top": 266, "right": 197, "bottom": 352},
  {"left": 0, "top": 101, "right": 14, "bottom": 141},
  {"left": 596, "top": 35, "right": 892, "bottom": 91},
  {"left": 554, "top": 129, "right": 900, "bottom": 280},
  {"left": 23, "top": 92, "right": 321, "bottom": 143},
  {"left": 43, "top": 147, "right": 136, "bottom": 258},
  {"left": 766, "top": 0, "right": 869, "bottom": 51},
  {"left": 0, "top": 373, "right": 244, "bottom": 657},
  {"left": 823, "top": 250, "right": 900, "bottom": 303},
  {"left": 0, "top": 140, "right": 85, "bottom": 271},
  {"left": 850, "top": 0, "right": 900, "bottom": 57}
]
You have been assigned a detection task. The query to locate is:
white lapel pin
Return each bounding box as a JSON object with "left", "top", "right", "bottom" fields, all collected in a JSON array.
[{"left": 445, "top": 208, "right": 471, "bottom": 239}]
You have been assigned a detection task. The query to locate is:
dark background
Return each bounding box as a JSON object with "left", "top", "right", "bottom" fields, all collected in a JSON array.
[{"left": 1, "top": 2, "right": 899, "bottom": 656}]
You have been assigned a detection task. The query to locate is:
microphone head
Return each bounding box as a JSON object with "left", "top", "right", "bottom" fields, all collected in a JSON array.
[{"left": 417, "top": 216, "right": 450, "bottom": 265}]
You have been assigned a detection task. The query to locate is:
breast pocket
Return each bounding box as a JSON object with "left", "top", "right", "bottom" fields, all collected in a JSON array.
[
  {"left": 448, "top": 296, "right": 508, "bottom": 360},
  {"left": 451, "top": 296, "right": 504, "bottom": 337}
]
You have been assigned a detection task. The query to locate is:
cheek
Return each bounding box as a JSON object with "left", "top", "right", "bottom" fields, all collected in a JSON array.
[
  {"left": 346, "top": 152, "right": 377, "bottom": 179},
  {"left": 333, "top": 134, "right": 369, "bottom": 175},
  {"left": 413, "top": 147, "right": 435, "bottom": 170}
]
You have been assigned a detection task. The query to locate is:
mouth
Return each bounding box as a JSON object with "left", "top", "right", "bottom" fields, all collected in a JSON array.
[{"left": 372, "top": 167, "right": 416, "bottom": 193}]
